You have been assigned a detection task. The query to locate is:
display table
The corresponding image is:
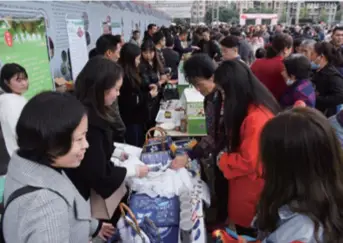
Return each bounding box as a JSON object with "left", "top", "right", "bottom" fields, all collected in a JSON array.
[
  {"left": 155, "top": 99, "right": 207, "bottom": 138},
  {"left": 155, "top": 125, "right": 206, "bottom": 138},
  {"left": 112, "top": 143, "right": 209, "bottom": 243}
]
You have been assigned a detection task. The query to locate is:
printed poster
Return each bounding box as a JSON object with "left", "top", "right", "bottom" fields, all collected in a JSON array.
[
  {"left": 101, "top": 15, "right": 122, "bottom": 35},
  {"left": 0, "top": 17, "right": 53, "bottom": 99},
  {"left": 66, "top": 18, "right": 88, "bottom": 80}
]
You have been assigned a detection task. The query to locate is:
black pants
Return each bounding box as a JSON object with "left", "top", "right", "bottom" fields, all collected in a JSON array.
[
  {"left": 236, "top": 224, "right": 258, "bottom": 238},
  {"left": 125, "top": 124, "right": 145, "bottom": 148},
  {"left": 214, "top": 164, "right": 229, "bottom": 223}
]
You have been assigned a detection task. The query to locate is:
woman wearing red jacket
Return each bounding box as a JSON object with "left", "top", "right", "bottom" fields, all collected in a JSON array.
[
  {"left": 215, "top": 60, "right": 280, "bottom": 236},
  {"left": 251, "top": 33, "right": 293, "bottom": 101}
]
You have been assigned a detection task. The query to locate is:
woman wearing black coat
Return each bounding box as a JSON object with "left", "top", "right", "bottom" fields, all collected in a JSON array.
[
  {"left": 311, "top": 42, "right": 343, "bottom": 117},
  {"left": 65, "top": 57, "right": 149, "bottom": 228},
  {"left": 118, "top": 43, "right": 158, "bottom": 147},
  {"left": 139, "top": 40, "right": 167, "bottom": 130}
]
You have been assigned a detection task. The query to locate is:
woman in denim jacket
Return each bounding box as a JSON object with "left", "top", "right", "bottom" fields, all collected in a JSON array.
[
  {"left": 255, "top": 107, "right": 343, "bottom": 243},
  {"left": 329, "top": 109, "right": 343, "bottom": 147}
]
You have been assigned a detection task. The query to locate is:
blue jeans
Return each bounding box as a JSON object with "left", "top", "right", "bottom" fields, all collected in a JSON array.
[{"left": 125, "top": 124, "right": 145, "bottom": 147}]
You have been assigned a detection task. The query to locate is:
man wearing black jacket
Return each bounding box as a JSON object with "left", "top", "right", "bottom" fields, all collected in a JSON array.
[
  {"left": 194, "top": 28, "right": 221, "bottom": 60},
  {"left": 96, "top": 34, "right": 126, "bottom": 142},
  {"left": 173, "top": 29, "right": 199, "bottom": 60},
  {"left": 162, "top": 36, "right": 180, "bottom": 80},
  {"left": 230, "top": 27, "right": 253, "bottom": 65},
  {"left": 143, "top": 23, "right": 157, "bottom": 43}
]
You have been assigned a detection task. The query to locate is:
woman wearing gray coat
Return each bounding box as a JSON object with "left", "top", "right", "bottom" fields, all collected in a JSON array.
[{"left": 2, "top": 92, "right": 115, "bottom": 243}]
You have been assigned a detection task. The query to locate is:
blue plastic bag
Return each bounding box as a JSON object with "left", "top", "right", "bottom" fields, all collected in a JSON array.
[{"left": 129, "top": 194, "right": 180, "bottom": 227}]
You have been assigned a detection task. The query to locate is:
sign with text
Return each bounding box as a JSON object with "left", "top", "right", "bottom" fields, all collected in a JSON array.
[
  {"left": 66, "top": 18, "right": 88, "bottom": 80},
  {"left": 0, "top": 17, "right": 53, "bottom": 99}
]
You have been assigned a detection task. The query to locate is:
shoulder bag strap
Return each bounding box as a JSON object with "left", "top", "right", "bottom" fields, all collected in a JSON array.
[{"left": 0, "top": 186, "right": 41, "bottom": 243}]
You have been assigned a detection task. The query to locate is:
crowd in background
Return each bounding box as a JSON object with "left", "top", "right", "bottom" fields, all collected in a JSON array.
[{"left": 1, "top": 20, "right": 343, "bottom": 243}]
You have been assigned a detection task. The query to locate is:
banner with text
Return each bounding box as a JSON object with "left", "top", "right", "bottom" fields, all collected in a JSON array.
[
  {"left": 0, "top": 17, "right": 53, "bottom": 99},
  {"left": 66, "top": 18, "right": 88, "bottom": 80}
]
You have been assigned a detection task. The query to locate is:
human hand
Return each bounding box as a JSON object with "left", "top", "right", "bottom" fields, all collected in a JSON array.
[
  {"left": 158, "top": 79, "right": 167, "bottom": 86},
  {"left": 149, "top": 84, "right": 158, "bottom": 98},
  {"left": 97, "top": 222, "right": 115, "bottom": 241},
  {"left": 56, "top": 84, "right": 67, "bottom": 93},
  {"left": 171, "top": 154, "right": 189, "bottom": 170},
  {"left": 120, "top": 152, "right": 129, "bottom": 161},
  {"left": 136, "top": 165, "right": 149, "bottom": 177},
  {"left": 191, "top": 45, "right": 200, "bottom": 50},
  {"left": 160, "top": 74, "right": 168, "bottom": 81}
]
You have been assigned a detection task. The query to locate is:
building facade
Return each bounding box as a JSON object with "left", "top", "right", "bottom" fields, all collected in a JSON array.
[
  {"left": 235, "top": 0, "right": 338, "bottom": 25},
  {"left": 191, "top": 0, "right": 230, "bottom": 23},
  {"left": 235, "top": 0, "right": 286, "bottom": 14},
  {"left": 146, "top": 0, "right": 193, "bottom": 19},
  {"left": 287, "top": 1, "right": 338, "bottom": 25}
]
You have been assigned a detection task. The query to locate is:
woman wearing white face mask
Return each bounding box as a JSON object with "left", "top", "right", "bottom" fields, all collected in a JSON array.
[
  {"left": 280, "top": 54, "right": 316, "bottom": 108},
  {"left": 311, "top": 42, "right": 343, "bottom": 117}
]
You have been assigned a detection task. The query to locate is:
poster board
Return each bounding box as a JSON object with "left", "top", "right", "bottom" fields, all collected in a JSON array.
[
  {"left": 0, "top": 16, "right": 53, "bottom": 99},
  {"left": 101, "top": 15, "right": 122, "bottom": 35},
  {"left": 66, "top": 17, "right": 88, "bottom": 80},
  {"left": 0, "top": 1, "right": 171, "bottom": 84}
]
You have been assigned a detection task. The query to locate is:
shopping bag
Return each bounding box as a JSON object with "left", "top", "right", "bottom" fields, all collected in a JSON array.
[
  {"left": 212, "top": 228, "right": 260, "bottom": 243},
  {"left": 141, "top": 127, "right": 172, "bottom": 167},
  {"left": 140, "top": 217, "right": 162, "bottom": 243},
  {"left": 169, "top": 139, "right": 198, "bottom": 158},
  {"left": 108, "top": 203, "right": 160, "bottom": 243},
  {"left": 143, "top": 127, "right": 173, "bottom": 152},
  {"left": 90, "top": 182, "right": 127, "bottom": 220},
  {"left": 129, "top": 194, "right": 179, "bottom": 242},
  {"left": 129, "top": 194, "right": 180, "bottom": 227}
]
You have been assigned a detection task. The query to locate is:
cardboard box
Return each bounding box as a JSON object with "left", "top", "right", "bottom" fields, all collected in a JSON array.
[{"left": 180, "top": 88, "right": 206, "bottom": 135}]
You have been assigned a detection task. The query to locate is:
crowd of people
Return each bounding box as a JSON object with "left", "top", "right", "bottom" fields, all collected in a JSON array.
[{"left": 1, "top": 21, "right": 343, "bottom": 243}]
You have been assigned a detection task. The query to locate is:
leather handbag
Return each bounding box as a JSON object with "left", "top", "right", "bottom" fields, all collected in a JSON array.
[{"left": 90, "top": 182, "right": 127, "bottom": 220}]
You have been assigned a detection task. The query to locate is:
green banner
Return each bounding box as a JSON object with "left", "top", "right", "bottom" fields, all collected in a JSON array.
[{"left": 0, "top": 17, "right": 53, "bottom": 99}]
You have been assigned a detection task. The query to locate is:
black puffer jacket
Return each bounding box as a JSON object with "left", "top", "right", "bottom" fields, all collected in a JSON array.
[{"left": 312, "top": 64, "right": 343, "bottom": 117}]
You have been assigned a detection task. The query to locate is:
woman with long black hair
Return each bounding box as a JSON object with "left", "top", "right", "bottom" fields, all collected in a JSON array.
[
  {"left": 256, "top": 107, "right": 343, "bottom": 242},
  {"left": 65, "top": 57, "right": 149, "bottom": 232},
  {"left": 118, "top": 43, "right": 158, "bottom": 147},
  {"left": 216, "top": 60, "right": 280, "bottom": 236},
  {"left": 139, "top": 40, "right": 167, "bottom": 129}
]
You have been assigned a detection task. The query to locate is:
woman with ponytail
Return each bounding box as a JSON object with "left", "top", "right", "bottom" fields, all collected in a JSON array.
[
  {"left": 311, "top": 42, "right": 343, "bottom": 117},
  {"left": 251, "top": 33, "right": 293, "bottom": 101}
]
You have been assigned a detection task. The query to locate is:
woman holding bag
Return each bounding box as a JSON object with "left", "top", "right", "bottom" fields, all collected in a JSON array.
[{"left": 65, "top": 57, "right": 149, "bottom": 232}]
